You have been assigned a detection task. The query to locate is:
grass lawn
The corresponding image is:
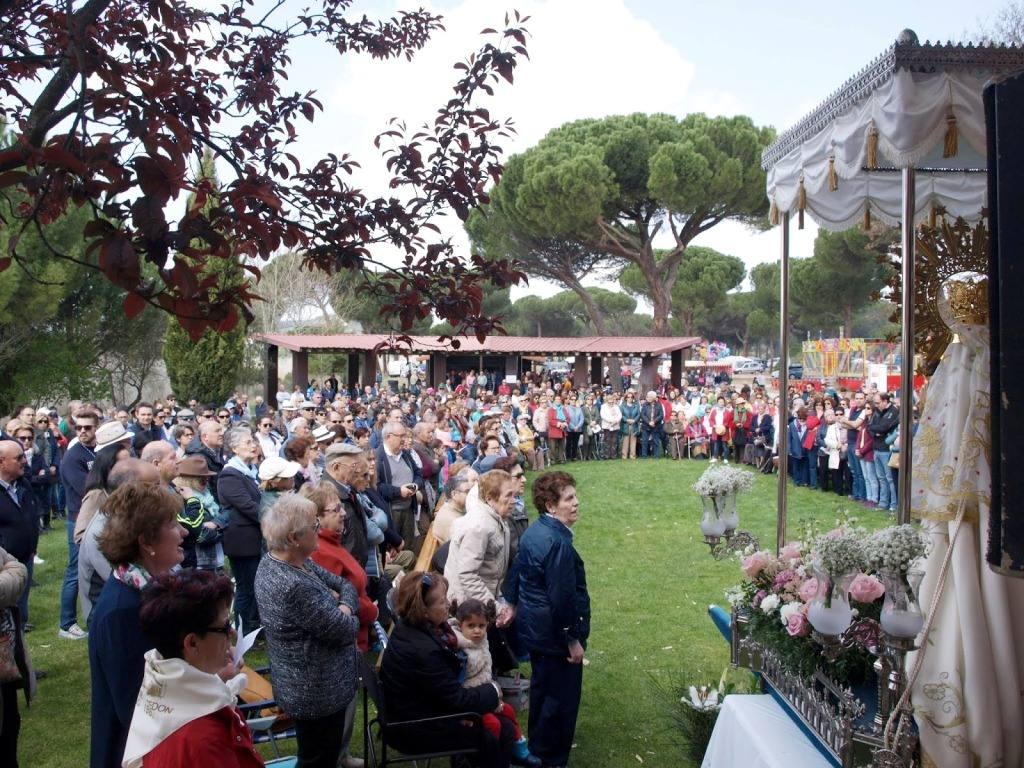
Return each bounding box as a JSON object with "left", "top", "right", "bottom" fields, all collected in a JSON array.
[{"left": 20, "top": 459, "right": 890, "bottom": 767}]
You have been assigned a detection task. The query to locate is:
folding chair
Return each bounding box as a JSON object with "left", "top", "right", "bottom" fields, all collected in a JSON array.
[
  {"left": 235, "top": 665, "right": 298, "bottom": 760},
  {"left": 361, "top": 656, "right": 482, "bottom": 768}
]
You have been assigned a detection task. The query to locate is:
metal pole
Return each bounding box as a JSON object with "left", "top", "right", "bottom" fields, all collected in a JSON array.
[
  {"left": 776, "top": 211, "right": 790, "bottom": 555},
  {"left": 897, "top": 168, "right": 916, "bottom": 524}
]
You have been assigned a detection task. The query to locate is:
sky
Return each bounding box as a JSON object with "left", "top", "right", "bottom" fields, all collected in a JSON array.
[{"left": 276, "top": 0, "right": 1009, "bottom": 304}]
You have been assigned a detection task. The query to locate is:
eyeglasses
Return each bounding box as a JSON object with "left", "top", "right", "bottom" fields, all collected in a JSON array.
[
  {"left": 204, "top": 622, "right": 237, "bottom": 639},
  {"left": 15, "top": 435, "right": 33, "bottom": 443},
  {"left": 218, "top": 414, "right": 230, "bottom": 420},
  {"left": 75, "top": 424, "right": 95, "bottom": 432},
  {"left": 36, "top": 419, "right": 48, "bottom": 424}
]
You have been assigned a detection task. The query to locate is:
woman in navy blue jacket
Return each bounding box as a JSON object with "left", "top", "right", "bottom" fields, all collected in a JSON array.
[{"left": 502, "top": 471, "right": 590, "bottom": 768}]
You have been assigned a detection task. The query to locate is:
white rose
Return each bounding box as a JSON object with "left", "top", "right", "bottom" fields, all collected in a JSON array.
[
  {"left": 779, "top": 601, "right": 803, "bottom": 626},
  {"left": 760, "top": 594, "right": 780, "bottom": 614}
]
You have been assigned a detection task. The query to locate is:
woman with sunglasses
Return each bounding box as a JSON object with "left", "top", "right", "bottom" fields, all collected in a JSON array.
[
  {"left": 380, "top": 571, "right": 515, "bottom": 767},
  {"left": 255, "top": 495, "right": 360, "bottom": 768},
  {"left": 121, "top": 569, "right": 259, "bottom": 768}
]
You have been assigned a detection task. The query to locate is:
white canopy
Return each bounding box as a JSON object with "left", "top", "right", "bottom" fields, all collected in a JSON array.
[{"left": 762, "top": 31, "right": 1024, "bottom": 231}]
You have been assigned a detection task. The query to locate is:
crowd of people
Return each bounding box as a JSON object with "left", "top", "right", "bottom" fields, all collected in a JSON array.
[{"left": 0, "top": 366, "right": 913, "bottom": 767}]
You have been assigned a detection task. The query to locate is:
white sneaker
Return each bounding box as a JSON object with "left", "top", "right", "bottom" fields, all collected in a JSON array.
[
  {"left": 33, "top": 555, "right": 44, "bottom": 565},
  {"left": 58, "top": 623, "right": 88, "bottom": 640}
]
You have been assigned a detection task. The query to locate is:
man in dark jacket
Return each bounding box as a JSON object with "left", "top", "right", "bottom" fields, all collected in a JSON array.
[
  {"left": 186, "top": 422, "right": 226, "bottom": 501},
  {"left": 639, "top": 391, "right": 665, "bottom": 459},
  {"left": 375, "top": 422, "right": 423, "bottom": 553},
  {"left": 868, "top": 393, "right": 900, "bottom": 512},
  {"left": 127, "top": 402, "right": 161, "bottom": 454},
  {"left": 58, "top": 408, "right": 100, "bottom": 640},
  {"left": 0, "top": 438, "right": 41, "bottom": 626},
  {"left": 323, "top": 444, "right": 371, "bottom": 568}
]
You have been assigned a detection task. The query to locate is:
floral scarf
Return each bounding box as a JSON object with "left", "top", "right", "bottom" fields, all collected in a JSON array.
[{"left": 112, "top": 562, "right": 152, "bottom": 591}]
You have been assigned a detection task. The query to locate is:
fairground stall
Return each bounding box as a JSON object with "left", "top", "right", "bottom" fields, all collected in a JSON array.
[{"left": 702, "top": 30, "right": 1024, "bottom": 768}]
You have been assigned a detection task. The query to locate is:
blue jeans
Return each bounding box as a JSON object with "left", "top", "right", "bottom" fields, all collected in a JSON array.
[
  {"left": 790, "top": 455, "right": 808, "bottom": 486},
  {"left": 847, "top": 444, "right": 865, "bottom": 499},
  {"left": 874, "top": 451, "right": 897, "bottom": 509},
  {"left": 860, "top": 458, "right": 879, "bottom": 504},
  {"left": 60, "top": 518, "right": 79, "bottom": 630}
]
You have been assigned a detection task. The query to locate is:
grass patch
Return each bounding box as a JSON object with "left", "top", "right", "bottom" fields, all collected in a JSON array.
[{"left": 20, "top": 459, "right": 889, "bottom": 767}]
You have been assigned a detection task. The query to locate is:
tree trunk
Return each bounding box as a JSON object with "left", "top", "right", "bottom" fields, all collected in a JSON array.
[{"left": 843, "top": 304, "right": 853, "bottom": 338}]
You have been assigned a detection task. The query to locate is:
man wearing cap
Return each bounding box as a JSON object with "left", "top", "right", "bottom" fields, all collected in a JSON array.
[
  {"left": 322, "top": 443, "right": 370, "bottom": 567},
  {"left": 57, "top": 408, "right": 102, "bottom": 640}
]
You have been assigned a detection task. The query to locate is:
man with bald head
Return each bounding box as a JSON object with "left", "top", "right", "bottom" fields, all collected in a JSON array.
[
  {"left": 78, "top": 457, "right": 161, "bottom": 625},
  {"left": 140, "top": 440, "right": 178, "bottom": 486},
  {"left": 0, "top": 438, "right": 41, "bottom": 627}
]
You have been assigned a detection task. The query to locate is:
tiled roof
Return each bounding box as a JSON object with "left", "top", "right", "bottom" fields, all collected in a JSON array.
[{"left": 251, "top": 333, "right": 700, "bottom": 357}]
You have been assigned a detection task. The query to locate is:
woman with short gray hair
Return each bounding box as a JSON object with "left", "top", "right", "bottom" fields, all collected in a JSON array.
[
  {"left": 218, "top": 425, "right": 263, "bottom": 632},
  {"left": 256, "top": 495, "right": 361, "bottom": 768}
]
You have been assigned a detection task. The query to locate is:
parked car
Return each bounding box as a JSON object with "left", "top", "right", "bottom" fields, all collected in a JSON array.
[
  {"left": 769, "top": 364, "right": 804, "bottom": 380},
  {"left": 732, "top": 359, "right": 765, "bottom": 374}
]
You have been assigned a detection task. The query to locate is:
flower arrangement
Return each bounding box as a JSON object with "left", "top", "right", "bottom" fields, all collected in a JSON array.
[
  {"left": 726, "top": 516, "right": 904, "bottom": 683},
  {"left": 692, "top": 465, "right": 756, "bottom": 497},
  {"left": 867, "top": 524, "right": 927, "bottom": 574}
]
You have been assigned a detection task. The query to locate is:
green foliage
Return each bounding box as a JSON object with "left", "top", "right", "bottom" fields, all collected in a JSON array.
[
  {"left": 620, "top": 246, "right": 745, "bottom": 335},
  {"left": 163, "top": 323, "right": 245, "bottom": 403},
  {"left": 791, "top": 228, "right": 897, "bottom": 337},
  {"left": 481, "top": 112, "right": 774, "bottom": 334}
]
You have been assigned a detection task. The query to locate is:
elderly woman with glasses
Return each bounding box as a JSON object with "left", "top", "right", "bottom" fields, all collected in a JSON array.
[
  {"left": 255, "top": 495, "right": 360, "bottom": 768},
  {"left": 121, "top": 570, "right": 259, "bottom": 768},
  {"left": 380, "top": 571, "right": 515, "bottom": 767}
]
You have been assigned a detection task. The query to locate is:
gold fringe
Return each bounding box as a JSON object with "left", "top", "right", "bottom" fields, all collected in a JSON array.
[
  {"left": 863, "top": 203, "right": 871, "bottom": 231},
  {"left": 943, "top": 110, "right": 958, "bottom": 158},
  {"left": 929, "top": 204, "right": 937, "bottom": 229},
  {"left": 866, "top": 123, "right": 879, "bottom": 169},
  {"left": 828, "top": 155, "right": 838, "bottom": 191},
  {"left": 769, "top": 198, "right": 779, "bottom": 226},
  {"left": 797, "top": 177, "right": 806, "bottom": 229}
]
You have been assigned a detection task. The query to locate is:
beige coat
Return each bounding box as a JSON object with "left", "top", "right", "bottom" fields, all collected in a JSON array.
[
  {"left": 0, "top": 546, "right": 35, "bottom": 720},
  {"left": 444, "top": 488, "right": 510, "bottom": 604}
]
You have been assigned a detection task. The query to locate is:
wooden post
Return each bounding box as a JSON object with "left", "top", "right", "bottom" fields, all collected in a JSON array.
[
  {"left": 265, "top": 344, "right": 278, "bottom": 404},
  {"left": 590, "top": 355, "right": 602, "bottom": 386},
  {"left": 670, "top": 348, "right": 683, "bottom": 390},
  {"left": 292, "top": 350, "right": 309, "bottom": 391}
]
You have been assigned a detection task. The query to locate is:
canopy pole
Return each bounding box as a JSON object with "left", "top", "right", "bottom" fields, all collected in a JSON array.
[
  {"left": 898, "top": 168, "right": 916, "bottom": 524},
  {"left": 776, "top": 211, "right": 791, "bottom": 554}
]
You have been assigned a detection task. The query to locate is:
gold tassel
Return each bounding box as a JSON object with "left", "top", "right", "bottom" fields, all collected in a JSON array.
[
  {"left": 943, "top": 109, "right": 958, "bottom": 158},
  {"left": 828, "top": 155, "right": 838, "bottom": 191},
  {"left": 929, "top": 204, "right": 937, "bottom": 229},
  {"left": 863, "top": 203, "right": 871, "bottom": 231},
  {"left": 797, "top": 176, "right": 806, "bottom": 230},
  {"left": 769, "top": 198, "right": 780, "bottom": 226},
  {"left": 866, "top": 123, "right": 879, "bottom": 169}
]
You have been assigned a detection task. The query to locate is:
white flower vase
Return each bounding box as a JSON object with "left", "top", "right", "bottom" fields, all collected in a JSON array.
[
  {"left": 700, "top": 495, "right": 727, "bottom": 538},
  {"left": 879, "top": 568, "right": 924, "bottom": 638},
  {"left": 717, "top": 491, "right": 739, "bottom": 535},
  {"left": 807, "top": 570, "right": 854, "bottom": 636}
]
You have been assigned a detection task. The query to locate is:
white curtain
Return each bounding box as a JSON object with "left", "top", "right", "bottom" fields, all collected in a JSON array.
[
  {"left": 766, "top": 70, "right": 989, "bottom": 231},
  {"left": 908, "top": 295, "right": 1024, "bottom": 768}
]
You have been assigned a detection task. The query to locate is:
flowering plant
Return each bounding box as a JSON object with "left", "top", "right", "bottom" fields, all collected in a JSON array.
[
  {"left": 867, "top": 524, "right": 927, "bottom": 574},
  {"left": 654, "top": 666, "right": 752, "bottom": 763},
  {"left": 692, "top": 465, "right": 756, "bottom": 497}
]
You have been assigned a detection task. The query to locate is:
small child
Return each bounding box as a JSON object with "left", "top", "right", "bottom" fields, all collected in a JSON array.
[{"left": 451, "top": 599, "right": 538, "bottom": 767}]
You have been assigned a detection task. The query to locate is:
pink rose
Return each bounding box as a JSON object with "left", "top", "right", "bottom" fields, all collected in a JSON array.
[
  {"left": 742, "top": 551, "right": 772, "bottom": 580},
  {"left": 780, "top": 542, "right": 802, "bottom": 562},
  {"left": 786, "top": 611, "right": 810, "bottom": 637},
  {"left": 849, "top": 573, "right": 885, "bottom": 603},
  {"left": 798, "top": 577, "right": 819, "bottom": 603}
]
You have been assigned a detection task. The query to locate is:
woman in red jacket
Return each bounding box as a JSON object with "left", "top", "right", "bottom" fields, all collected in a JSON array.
[
  {"left": 123, "top": 570, "right": 261, "bottom": 768},
  {"left": 302, "top": 483, "right": 378, "bottom": 652}
]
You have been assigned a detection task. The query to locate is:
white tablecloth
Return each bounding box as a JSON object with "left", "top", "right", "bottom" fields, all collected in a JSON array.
[{"left": 701, "top": 695, "right": 832, "bottom": 768}]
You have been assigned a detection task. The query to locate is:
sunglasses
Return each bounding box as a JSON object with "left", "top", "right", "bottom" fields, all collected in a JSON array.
[
  {"left": 75, "top": 424, "right": 95, "bottom": 432},
  {"left": 15, "top": 435, "right": 33, "bottom": 443},
  {"left": 218, "top": 414, "right": 231, "bottom": 419},
  {"left": 36, "top": 419, "right": 48, "bottom": 424}
]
